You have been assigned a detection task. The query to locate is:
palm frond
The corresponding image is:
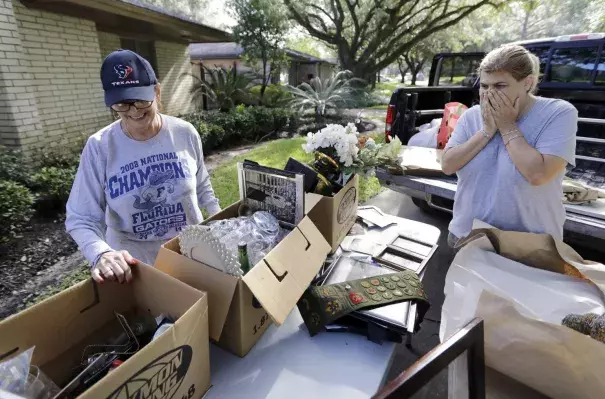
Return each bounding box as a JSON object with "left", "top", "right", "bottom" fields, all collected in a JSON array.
[
  {"left": 184, "top": 66, "right": 258, "bottom": 111},
  {"left": 284, "top": 70, "right": 367, "bottom": 117}
]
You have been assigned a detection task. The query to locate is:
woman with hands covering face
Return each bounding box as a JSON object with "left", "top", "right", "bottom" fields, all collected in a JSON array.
[{"left": 442, "top": 45, "right": 578, "bottom": 248}]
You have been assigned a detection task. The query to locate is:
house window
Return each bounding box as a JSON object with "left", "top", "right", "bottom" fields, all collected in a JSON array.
[{"left": 120, "top": 38, "right": 159, "bottom": 78}]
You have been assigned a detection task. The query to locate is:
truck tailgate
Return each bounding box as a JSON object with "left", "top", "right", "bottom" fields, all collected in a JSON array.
[{"left": 376, "top": 169, "right": 605, "bottom": 240}]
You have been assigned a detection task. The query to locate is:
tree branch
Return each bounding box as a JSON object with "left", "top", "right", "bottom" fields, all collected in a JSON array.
[{"left": 374, "top": 1, "right": 497, "bottom": 70}]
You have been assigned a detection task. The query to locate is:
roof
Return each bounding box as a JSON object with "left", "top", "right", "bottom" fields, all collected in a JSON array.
[
  {"left": 190, "top": 42, "right": 245, "bottom": 60},
  {"left": 118, "top": 0, "right": 207, "bottom": 28},
  {"left": 189, "top": 42, "right": 337, "bottom": 65},
  {"left": 25, "top": 0, "right": 231, "bottom": 43}
]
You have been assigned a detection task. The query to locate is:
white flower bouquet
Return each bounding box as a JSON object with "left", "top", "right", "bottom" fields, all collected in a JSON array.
[{"left": 302, "top": 123, "right": 402, "bottom": 190}]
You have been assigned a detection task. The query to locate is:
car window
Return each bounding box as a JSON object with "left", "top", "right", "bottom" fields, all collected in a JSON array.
[
  {"left": 438, "top": 56, "right": 483, "bottom": 86},
  {"left": 547, "top": 46, "right": 599, "bottom": 83},
  {"left": 596, "top": 49, "right": 605, "bottom": 86},
  {"left": 526, "top": 46, "right": 550, "bottom": 80}
]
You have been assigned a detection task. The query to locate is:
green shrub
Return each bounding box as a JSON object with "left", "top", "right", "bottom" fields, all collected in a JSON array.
[
  {"left": 0, "top": 180, "right": 35, "bottom": 242},
  {"left": 0, "top": 146, "right": 31, "bottom": 186},
  {"left": 231, "top": 109, "right": 256, "bottom": 138},
  {"left": 31, "top": 166, "right": 76, "bottom": 204},
  {"left": 38, "top": 148, "right": 81, "bottom": 169},
  {"left": 198, "top": 122, "right": 226, "bottom": 151},
  {"left": 249, "top": 84, "right": 290, "bottom": 107},
  {"left": 181, "top": 107, "right": 301, "bottom": 152},
  {"left": 204, "top": 111, "right": 237, "bottom": 139},
  {"left": 248, "top": 107, "right": 275, "bottom": 135},
  {"left": 272, "top": 108, "right": 293, "bottom": 132}
]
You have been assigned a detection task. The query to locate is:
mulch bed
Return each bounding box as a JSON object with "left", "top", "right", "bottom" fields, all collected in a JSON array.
[{"left": 0, "top": 215, "right": 78, "bottom": 318}]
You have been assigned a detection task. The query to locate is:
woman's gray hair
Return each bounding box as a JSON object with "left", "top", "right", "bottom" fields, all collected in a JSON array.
[{"left": 479, "top": 44, "right": 540, "bottom": 93}]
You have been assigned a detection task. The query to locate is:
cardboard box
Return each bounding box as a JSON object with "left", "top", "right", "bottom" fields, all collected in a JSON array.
[
  {"left": 0, "top": 263, "right": 210, "bottom": 399},
  {"left": 305, "top": 174, "right": 359, "bottom": 253},
  {"left": 155, "top": 201, "right": 331, "bottom": 357}
]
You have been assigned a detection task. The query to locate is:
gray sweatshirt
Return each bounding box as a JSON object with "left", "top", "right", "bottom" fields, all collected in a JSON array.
[{"left": 66, "top": 114, "right": 221, "bottom": 266}]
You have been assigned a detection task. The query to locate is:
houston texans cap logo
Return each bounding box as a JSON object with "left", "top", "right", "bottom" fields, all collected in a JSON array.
[{"left": 114, "top": 64, "right": 133, "bottom": 79}]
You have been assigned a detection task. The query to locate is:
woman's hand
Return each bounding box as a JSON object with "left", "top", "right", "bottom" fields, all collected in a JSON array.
[
  {"left": 481, "top": 96, "right": 498, "bottom": 138},
  {"left": 487, "top": 91, "right": 520, "bottom": 132},
  {"left": 92, "top": 250, "right": 136, "bottom": 284}
]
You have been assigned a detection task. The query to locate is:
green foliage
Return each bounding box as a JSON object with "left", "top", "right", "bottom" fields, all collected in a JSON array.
[
  {"left": 230, "top": 0, "right": 290, "bottom": 103},
  {"left": 30, "top": 166, "right": 76, "bottom": 204},
  {"left": 248, "top": 84, "right": 290, "bottom": 107},
  {"left": 286, "top": 0, "right": 499, "bottom": 80},
  {"left": 209, "top": 137, "right": 383, "bottom": 208},
  {"left": 0, "top": 146, "right": 31, "bottom": 186},
  {"left": 198, "top": 122, "right": 226, "bottom": 152},
  {"left": 286, "top": 35, "right": 335, "bottom": 59},
  {"left": 285, "top": 70, "right": 367, "bottom": 117},
  {"left": 188, "top": 66, "right": 256, "bottom": 112},
  {"left": 0, "top": 180, "right": 35, "bottom": 243},
  {"left": 180, "top": 107, "right": 300, "bottom": 152},
  {"left": 36, "top": 138, "right": 85, "bottom": 169}
]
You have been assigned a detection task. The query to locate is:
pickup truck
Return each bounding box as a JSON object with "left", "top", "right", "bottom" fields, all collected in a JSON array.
[{"left": 378, "top": 33, "right": 605, "bottom": 248}]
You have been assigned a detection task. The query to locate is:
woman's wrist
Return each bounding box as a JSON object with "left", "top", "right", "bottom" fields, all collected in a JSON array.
[
  {"left": 479, "top": 128, "right": 495, "bottom": 140},
  {"left": 499, "top": 123, "right": 518, "bottom": 135}
]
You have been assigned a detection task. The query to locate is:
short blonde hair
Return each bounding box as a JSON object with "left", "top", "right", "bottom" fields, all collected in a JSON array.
[{"left": 479, "top": 44, "right": 540, "bottom": 93}]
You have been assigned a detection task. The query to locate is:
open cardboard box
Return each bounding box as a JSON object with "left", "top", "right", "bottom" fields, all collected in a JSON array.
[
  {"left": 155, "top": 201, "right": 331, "bottom": 357},
  {"left": 0, "top": 263, "right": 209, "bottom": 399},
  {"left": 305, "top": 174, "right": 359, "bottom": 253}
]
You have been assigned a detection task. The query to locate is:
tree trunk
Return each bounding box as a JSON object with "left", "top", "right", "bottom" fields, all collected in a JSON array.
[
  {"left": 397, "top": 58, "right": 409, "bottom": 83},
  {"left": 411, "top": 59, "right": 426, "bottom": 86},
  {"left": 521, "top": 9, "right": 531, "bottom": 40},
  {"left": 260, "top": 59, "right": 268, "bottom": 106}
]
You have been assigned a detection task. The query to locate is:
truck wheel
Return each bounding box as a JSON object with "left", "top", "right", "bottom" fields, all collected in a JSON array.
[{"left": 411, "top": 197, "right": 434, "bottom": 213}]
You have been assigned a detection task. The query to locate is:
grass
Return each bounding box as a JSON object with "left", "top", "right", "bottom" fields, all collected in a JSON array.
[
  {"left": 368, "top": 104, "right": 388, "bottom": 110},
  {"left": 210, "top": 137, "right": 384, "bottom": 207},
  {"left": 375, "top": 81, "right": 405, "bottom": 92}
]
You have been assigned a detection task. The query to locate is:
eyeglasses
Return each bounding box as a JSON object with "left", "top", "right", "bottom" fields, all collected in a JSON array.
[{"left": 111, "top": 100, "right": 154, "bottom": 112}]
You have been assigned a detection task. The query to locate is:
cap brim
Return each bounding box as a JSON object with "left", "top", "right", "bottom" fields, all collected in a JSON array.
[{"left": 105, "top": 85, "right": 156, "bottom": 107}]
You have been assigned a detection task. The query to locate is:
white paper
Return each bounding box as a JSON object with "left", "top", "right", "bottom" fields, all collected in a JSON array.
[{"left": 442, "top": 245, "right": 605, "bottom": 399}]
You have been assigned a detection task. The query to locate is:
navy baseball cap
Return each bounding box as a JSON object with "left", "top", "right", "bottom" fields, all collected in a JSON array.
[{"left": 101, "top": 49, "right": 158, "bottom": 107}]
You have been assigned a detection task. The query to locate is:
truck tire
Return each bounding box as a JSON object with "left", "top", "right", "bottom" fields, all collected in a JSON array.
[{"left": 411, "top": 197, "right": 434, "bottom": 213}]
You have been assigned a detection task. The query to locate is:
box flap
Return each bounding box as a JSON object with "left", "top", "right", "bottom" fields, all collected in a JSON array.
[
  {"left": 242, "top": 216, "right": 330, "bottom": 325},
  {"left": 156, "top": 237, "right": 238, "bottom": 341},
  {"left": 304, "top": 193, "right": 323, "bottom": 214}
]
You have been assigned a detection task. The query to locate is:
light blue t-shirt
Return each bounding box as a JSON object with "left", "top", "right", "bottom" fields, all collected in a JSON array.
[{"left": 445, "top": 96, "right": 578, "bottom": 241}]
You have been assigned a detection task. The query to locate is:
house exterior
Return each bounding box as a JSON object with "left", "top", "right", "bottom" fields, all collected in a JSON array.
[
  {"left": 188, "top": 42, "right": 337, "bottom": 86},
  {"left": 0, "top": 0, "right": 230, "bottom": 159}
]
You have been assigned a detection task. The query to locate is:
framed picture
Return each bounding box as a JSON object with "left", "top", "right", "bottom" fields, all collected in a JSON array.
[{"left": 238, "top": 161, "right": 305, "bottom": 228}]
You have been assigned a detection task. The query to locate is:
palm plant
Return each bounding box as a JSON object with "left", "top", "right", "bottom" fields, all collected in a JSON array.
[
  {"left": 188, "top": 66, "right": 257, "bottom": 112},
  {"left": 285, "top": 70, "right": 366, "bottom": 119}
]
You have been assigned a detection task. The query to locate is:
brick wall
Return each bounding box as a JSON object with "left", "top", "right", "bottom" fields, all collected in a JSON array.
[
  {"left": 12, "top": 0, "right": 112, "bottom": 154},
  {"left": 98, "top": 31, "right": 120, "bottom": 60},
  {"left": 156, "top": 41, "right": 196, "bottom": 115},
  {"left": 0, "top": 0, "right": 42, "bottom": 150},
  {"left": 0, "top": 1, "right": 199, "bottom": 154}
]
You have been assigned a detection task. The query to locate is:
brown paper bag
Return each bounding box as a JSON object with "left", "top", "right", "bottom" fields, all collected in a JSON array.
[
  {"left": 457, "top": 220, "right": 605, "bottom": 288},
  {"left": 476, "top": 291, "right": 605, "bottom": 398},
  {"left": 398, "top": 146, "right": 448, "bottom": 177}
]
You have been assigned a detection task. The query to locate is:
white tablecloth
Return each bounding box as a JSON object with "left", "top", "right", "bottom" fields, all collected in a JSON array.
[{"left": 205, "top": 310, "right": 396, "bottom": 399}]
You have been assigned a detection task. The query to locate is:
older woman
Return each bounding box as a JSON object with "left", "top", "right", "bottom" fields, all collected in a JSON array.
[
  {"left": 66, "top": 49, "right": 221, "bottom": 283},
  {"left": 442, "top": 44, "right": 578, "bottom": 246}
]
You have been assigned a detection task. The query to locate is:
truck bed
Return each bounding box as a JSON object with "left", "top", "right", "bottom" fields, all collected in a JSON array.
[{"left": 376, "top": 169, "right": 605, "bottom": 241}]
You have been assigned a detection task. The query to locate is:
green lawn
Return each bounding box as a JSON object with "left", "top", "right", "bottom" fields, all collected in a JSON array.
[
  {"left": 210, "top": 137, "right": 384, "bottom": 208},
  {"left": 368, "top": 104, "right": 388, "bottom": 110}
]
